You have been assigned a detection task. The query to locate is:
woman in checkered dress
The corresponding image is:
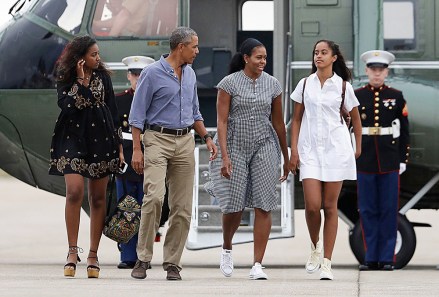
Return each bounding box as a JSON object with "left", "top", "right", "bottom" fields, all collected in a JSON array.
[{"left": 207, "top": 38, "right": 289, "bottom": 279}]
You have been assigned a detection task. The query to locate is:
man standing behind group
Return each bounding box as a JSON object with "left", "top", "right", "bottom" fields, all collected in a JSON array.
[
  {"left": 355, "top": 50, "right": 410, "bottom": 271},
  {"left": 129, "top": 27, "right": 217, "bottom": 281}
]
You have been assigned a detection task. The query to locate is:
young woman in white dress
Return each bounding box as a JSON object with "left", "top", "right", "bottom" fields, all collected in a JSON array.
[{"left": 289, "top": 40, "right": 362, "bottom": 280}]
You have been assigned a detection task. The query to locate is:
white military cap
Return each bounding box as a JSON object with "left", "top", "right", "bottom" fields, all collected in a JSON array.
[
  {"left": 122, "top": 56, "right": 155, "bottom": 74},
  {"left": 360, "top": 50, "right": 395, "bottom": 68}
]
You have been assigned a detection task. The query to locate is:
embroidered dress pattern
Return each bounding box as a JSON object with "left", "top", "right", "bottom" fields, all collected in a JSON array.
[{"left": 49, "top": 71, "right": 122, "bottom": 179}]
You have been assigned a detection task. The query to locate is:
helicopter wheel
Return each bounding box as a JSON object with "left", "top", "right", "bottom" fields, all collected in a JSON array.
[{"left": 349, "top": 213, "right": 416, "bottom": 269}]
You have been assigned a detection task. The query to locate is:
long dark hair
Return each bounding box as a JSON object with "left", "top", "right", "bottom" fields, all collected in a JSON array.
[
  {"left": 228, "top": 38, "right": 264, "bottom": 74},
  {"left": 311, "top": 40, "right": 351, "bottom": 81},
  {"left": 55, "top": 35, "right": 110, "bottom": 83}
]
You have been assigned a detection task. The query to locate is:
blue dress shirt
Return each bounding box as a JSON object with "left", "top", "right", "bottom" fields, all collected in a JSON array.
[{"left": 129, "top": 55, "right": 203, "bottom": 130}]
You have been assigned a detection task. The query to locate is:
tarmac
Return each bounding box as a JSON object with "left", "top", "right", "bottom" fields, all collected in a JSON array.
[{"left": 1, "top": 171, "right": 439, "bottom": 297}]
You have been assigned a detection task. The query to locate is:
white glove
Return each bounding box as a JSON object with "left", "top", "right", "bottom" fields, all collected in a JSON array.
[{"left": 399, "top": 163, "right": 407, "bottom": 175}]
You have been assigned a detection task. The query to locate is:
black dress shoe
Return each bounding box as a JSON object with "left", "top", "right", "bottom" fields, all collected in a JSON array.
[
  {"left": 359, "top": 262, "right": 379, "bottom": 271},
  {"left": 380, "top": 263, "right": 394, "bottom": 271},
  {"left": 117, "top": 261, "right": 136, "bottom": 269}
]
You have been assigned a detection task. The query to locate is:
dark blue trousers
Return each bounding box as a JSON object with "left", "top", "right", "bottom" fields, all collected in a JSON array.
[
  {"left": 357, "top": 171, "right": 399, "bottom": 264},
  {"left": 116, "top": 178, "right": 144, "bottom": 262}
]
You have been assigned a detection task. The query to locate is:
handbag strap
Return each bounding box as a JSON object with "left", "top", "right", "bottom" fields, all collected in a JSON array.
[
  {"left": 302, "top": 77, "right": 307, "bottom": 107},
  {"left": 339, "top": 80, "right": 346, "bottom": 124},
  {"left": 106, "top": 174, "right": 116, "bottom": 218},
  {"left": 105, "top": 175, "right": 130, "bottom": 218},
  {"left": 121, "top": 177, "right": 128, "bottom": 196},
  {"left": 302, "top": 77, "right": 347, "bottom": 124}
]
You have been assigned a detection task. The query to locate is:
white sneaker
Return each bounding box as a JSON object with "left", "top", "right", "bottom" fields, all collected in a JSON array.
[
  {"left": 320, "top": 258, "right": 334, "bottom": 280},
  {"left": 305, "top": 240, "right": 322, "bottom": 274},
  {"left": 249, "top": 262, "right": 268, "bottom": 280},
  {"left": 220, "top": 249, "right": 233, "bottom": 277}
]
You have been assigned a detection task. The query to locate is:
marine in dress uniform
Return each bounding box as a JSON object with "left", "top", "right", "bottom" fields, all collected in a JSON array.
[
  {"left": 115, "top": 56, "right": 169, "bottom": 269},
  {"left": 355, "top": 50, "right": 410, "bottom": 271}
]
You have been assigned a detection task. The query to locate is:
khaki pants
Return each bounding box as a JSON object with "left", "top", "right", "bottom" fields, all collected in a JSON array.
[{"left": 136, "top": 130, "right": 195, "bottom": 270}]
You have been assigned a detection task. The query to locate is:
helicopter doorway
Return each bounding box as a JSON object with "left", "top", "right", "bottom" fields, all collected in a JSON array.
[{"left": 186, "top": 0, "right": 294, "bottom": 250}]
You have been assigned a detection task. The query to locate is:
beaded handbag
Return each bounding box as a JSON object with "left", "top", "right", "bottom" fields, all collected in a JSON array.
[{"left": 104, "top": 177, "right": 141, "bottom": 243}]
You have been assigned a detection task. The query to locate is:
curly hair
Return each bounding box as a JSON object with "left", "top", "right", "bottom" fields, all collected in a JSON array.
[
  {"left": 55, "top": 35, "right": 110, "bottom": 83},
  {"left": 311, "top": 39, "right": 352, "bottom": 81}
]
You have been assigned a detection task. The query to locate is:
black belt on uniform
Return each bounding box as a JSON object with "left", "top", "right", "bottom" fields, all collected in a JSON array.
[{"left": 145, "top": 124, "right": 192, "bottom": 136}]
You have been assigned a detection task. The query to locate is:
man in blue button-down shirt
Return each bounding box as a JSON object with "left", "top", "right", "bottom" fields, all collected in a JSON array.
[{"left": 129, "top": 27, "right": 217, "bottom": 281}]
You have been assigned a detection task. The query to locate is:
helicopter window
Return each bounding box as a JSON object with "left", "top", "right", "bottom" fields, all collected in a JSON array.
[
  {"left": 383, "top": 0, "right": 416, "bottom": 51},
  {"left": 33, "top": 0, "right": 86, "bottom": 34},
  {"left": 8, "top": 0, "right": 35, "bottom": 17},
  {"left": 0, "top": 16, "right": 68, "bottom": 89},
  {"left": 91, "top": 0, "right": 179, "bottom": 38},
  {"left": 241, "top": 1, "right": 273, "bottom": 31}
]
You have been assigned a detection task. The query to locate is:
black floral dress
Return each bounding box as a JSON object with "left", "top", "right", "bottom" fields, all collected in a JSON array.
[{"left": 49, "top": 70, "right": 123, "bottom": 179}]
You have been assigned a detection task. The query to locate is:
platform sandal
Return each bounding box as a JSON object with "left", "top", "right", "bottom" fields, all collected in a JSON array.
[
  {"left": 64, "top": 246, "right": 83, "bottom": 277},
  {"left": 87, "top": 250, "right": 100, "bottom": 278}
]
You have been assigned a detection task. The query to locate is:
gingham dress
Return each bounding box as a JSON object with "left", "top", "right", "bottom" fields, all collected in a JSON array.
[{"left": 206, "top": 71, "right": 282, "bottom": 214}]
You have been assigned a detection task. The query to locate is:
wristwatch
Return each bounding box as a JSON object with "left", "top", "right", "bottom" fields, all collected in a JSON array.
[{"left": 202, "top": 133, "right": 213, "bottom": 143}]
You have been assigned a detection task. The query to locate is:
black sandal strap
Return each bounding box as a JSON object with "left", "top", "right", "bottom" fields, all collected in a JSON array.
[
  {"left": 66, "top": 246, "right": 83, "bottom": 262},
  {"left": 88, "top": 250, "right": 98, "bottom": 261},
  {"left": 64, "top": 262, "right": 77, "bottom": 269},
  {"left": 87, "top": 264, "right": 100, "bottom": 271},
  {"left": 87, "top": 249, "right": 99, "bottom": 270}
]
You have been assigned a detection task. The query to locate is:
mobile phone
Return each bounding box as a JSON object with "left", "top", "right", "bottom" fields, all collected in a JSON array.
[{"left": 118, "top": 161, "right": 128, "bottom": 174}]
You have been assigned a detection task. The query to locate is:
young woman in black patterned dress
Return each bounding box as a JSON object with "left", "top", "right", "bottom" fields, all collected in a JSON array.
[{"left": 49, "top": 35, "right": 124, "bottom": 278}]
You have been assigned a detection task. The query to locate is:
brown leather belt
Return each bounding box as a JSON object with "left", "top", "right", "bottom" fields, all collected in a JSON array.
[{"left": 145, "top": 124, "right": 192, "bottom": 136}]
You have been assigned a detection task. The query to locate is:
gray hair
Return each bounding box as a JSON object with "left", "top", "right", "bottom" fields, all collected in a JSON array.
[{"left": 169, "top": 27, "right": 197, "bottom": 50}]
